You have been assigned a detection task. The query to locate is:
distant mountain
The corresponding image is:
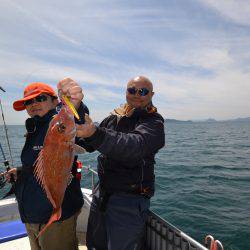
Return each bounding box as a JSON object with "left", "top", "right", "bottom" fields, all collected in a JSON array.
[
  {"left": 227, "top": 117, "right": 250, "bottom": 122},
  {"left": 205, "top": 118, "right": 217, "bottom": 122},
  {"left": 165, "top": 117, "right": 250, "bottom": 123},
  {"left": 165, "top": 119, "right": 192, "bottom": 123}
]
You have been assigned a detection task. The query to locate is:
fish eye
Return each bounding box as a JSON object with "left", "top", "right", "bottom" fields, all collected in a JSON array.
[{"left": 57, "top": 123, "right": 66, "bottom": 133}]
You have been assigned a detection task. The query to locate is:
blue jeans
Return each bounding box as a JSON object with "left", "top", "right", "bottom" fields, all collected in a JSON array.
[{"left": 86, "top": 193, "right": 150, "bottom": 250}]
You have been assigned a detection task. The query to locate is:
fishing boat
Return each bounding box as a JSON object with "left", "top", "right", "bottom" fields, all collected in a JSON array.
[
  {"left": 0, "top": 165, "right": 223, "bottom": 250},
  {"left": 0, "top": 87, "right": 222, "bottom": 250}
]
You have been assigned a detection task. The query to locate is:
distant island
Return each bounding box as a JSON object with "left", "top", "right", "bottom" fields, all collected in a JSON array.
[
  {"left": 165, "top": 118, "right": 193, "bottom": 123},
  {"left": 228, "top": 117, "right": 250, "bottom": 122},
  {"left": 165, "top": 117, "right": 250, "bottom": 123}
]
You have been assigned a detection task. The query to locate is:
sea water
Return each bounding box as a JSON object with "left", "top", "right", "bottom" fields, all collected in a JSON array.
[{"left": 0, "top": 121, "right": 249, "bottom": 250}]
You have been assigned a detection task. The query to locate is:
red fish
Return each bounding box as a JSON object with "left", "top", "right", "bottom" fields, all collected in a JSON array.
[{"left": 34, "top": 103, "right": 76, "bottom": 237}]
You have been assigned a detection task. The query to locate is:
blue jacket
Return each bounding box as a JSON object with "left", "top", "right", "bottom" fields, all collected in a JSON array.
[
  {"left": 84, "top": 108, "right": 165, "bottom": 197},
  {"left": 15, "top": 103, "right": 89, "bottom": 223}
]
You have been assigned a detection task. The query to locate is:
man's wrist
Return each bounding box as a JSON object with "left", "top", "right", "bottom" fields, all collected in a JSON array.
[
  {"left": 88, "top": 125, "right": 97, "bottom": 138},
  {"left": 85, "top": 127, "right": 105, "bottom": 149}
]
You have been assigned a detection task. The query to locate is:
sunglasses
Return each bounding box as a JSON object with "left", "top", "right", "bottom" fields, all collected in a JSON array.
[
  {"left": 23, "top": 95, "right": 48, "bottom": 106},
  {"left": 127, "top": 87, "right": 150, "bottom": 96}
]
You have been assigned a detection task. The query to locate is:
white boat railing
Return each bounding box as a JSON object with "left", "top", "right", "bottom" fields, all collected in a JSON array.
[{"left": 81, "top": 164, "right": 98, "bottom": 192}]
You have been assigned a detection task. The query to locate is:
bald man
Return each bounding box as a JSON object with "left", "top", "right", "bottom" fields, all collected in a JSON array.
[{"left": 77, "top": 76, "right": 165, "bottom": 250}]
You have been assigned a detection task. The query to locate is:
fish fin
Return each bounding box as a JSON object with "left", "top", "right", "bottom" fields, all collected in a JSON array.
[
  {"left": 34, "top": 149, "right": 56, "bottom": 208},
  {"left": 36, "top": 207, "right": 62, "bottom": 238},
  {"left": 34, "top": 150, "right": 45, "bottom": 187},
  {"left": 74, "top": 144, "right": 86, "bottom": 154}
]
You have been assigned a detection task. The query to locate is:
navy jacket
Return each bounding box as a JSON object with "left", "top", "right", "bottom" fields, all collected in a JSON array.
[
  {"left": 84, "top": 108, "right": 165, "bottom": 197},
  {"left": 15, "top": 103, "right": 89, "bottom": 223}
]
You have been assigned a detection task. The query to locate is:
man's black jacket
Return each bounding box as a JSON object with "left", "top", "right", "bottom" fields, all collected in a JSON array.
[{"left": 84, "top": 108, "right": 165, "bottom": 197}]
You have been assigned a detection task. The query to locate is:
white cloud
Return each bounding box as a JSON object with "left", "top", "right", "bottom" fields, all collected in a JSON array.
[
  {"left": 152, "top": 67, "right": 250, "bottom": 120},
  {"left": 0, "top": 50, "right": 120, "bottom": 88},
  {"left": 198, "top": 0, "right": 250, "bottom": 26},
  {"left": 85, "top": 88, "right": 122, "bottom": 102},
  {"left": 0, "top": 0, "right": 249, "bottom": 123},
  {"left": 154, "top": 46, "right": 234, "bottom": 71}
]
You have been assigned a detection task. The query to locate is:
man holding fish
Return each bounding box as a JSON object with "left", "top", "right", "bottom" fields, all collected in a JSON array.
[
  {"left": 76, "top": 76, "right": 165, "bottom": 250},
  {"left": 6, "top": 78, "right": 88, "bottom": 250}
]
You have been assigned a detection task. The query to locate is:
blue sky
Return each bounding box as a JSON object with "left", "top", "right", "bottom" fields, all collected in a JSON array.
[{"left": 0, "top": 0, "right": 250, "bottom": 124}]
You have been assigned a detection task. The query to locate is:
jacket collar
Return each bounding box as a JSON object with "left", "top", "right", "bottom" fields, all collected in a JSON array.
[
  {"left": 111, "top": 103, "right": 157, "bottom": 119},
  {"left": 25, "top": 109, "right": 57, "bottom": 133}
]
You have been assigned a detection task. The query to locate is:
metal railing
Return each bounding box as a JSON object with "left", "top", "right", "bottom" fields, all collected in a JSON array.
[
  {"left": 146, "top": 211, "right": 209, "bottom": 250},
  {"left": 82, "top": 165, "right": 98, "bottom": 193},
  {"left": 81, "top": 165, "right": 211, "bottom": 250}
]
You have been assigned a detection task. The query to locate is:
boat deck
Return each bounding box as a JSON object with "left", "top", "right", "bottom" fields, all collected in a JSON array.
[
  {"left": 0, "top": 233, "right": 87, "bottom": 250},
  {"left": 0, "top": 189, "right": 92, "bottom": 250},
  {"left": 0, "top": 188, "right": 211, "bottom": 250}
]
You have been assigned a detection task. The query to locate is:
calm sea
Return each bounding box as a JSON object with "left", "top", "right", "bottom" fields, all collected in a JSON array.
[{"left": 0, "top": 121, "right": 249, "bottom": 250}]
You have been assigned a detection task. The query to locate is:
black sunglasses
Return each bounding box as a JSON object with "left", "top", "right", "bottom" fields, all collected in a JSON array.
[
  {"left": 127, "top": 87, "right": 150, "bottom": 96},
  {"left": 23, "top": 95, "right": 48, "bottom": 106}
]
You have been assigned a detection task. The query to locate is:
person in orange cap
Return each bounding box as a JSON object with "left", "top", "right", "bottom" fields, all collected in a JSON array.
[
  {"left": 6, "top": 78, "right": 89, "bottom": 250},
  {"left": 13, "top": 82, "right": 58, "bottom": 111}
]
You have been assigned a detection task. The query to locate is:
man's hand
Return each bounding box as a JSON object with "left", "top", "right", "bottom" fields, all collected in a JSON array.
[
  {"left": 4, "top": 168, "right": 17, "bottom": 182},
  {"left": 57, "top": 77, "right": 84, "bottom": 109},
  {"left": 76, "top": 114, "right": 96, "bottom": 138}
]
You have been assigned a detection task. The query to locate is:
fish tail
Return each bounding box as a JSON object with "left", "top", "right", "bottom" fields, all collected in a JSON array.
[{"left": 36, "top": 207, "right": 62, "bottom": 239}]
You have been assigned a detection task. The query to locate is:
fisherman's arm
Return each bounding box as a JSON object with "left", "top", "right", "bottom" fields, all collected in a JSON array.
[
  {"left": 57, "top": 77, "right": 88, "bottom": 123},
  {"left": 57, "top": 77, "right": 84, "bottom": 109},
  {"left": 77, "top": 114, "right": 165, "bottom": 161},
  {"left": 57, "top": 77, "right": 95, "bottom": 152}
]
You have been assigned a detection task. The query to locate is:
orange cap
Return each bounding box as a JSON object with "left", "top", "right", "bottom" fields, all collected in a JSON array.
[{"left": 13, "top": 82, "right": 58, "bottom": 111}]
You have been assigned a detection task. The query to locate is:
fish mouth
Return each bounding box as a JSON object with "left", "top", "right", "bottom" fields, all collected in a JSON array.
[{"left": 61, "top": 95, "right": 80, "bottom": 120}]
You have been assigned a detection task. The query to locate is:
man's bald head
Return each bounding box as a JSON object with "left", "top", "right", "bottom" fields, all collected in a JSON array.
[
  {"left": 127, "top": 76, "right": 153, "bottom": 91},
  {"left": 126, "top": 76, "right": 154, "bottom": 109}
]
